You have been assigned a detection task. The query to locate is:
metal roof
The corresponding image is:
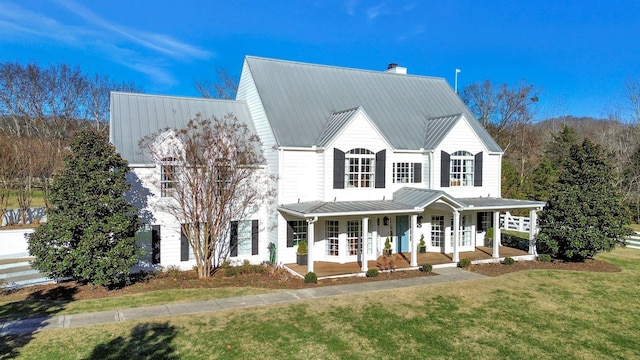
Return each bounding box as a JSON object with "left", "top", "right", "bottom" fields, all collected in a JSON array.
[
  {"left": 458, "top": 197, "right": 546, "bottom": 210},
  {"left": 110, "top": 92, "right": 255, "bottom": 164},
  {"left": 278, "top": 189, "right": 545, "bottom": 218},
  {"left": 317, "top": 107, "right": 360, "bottom": 147},
  {"left": 244, "top": 56, "right": 502, "bottom": 152}
]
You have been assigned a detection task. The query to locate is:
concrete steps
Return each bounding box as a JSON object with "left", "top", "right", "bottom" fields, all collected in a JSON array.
[{"left": 0, "top": 253, "right": 53, "bottom": 288}]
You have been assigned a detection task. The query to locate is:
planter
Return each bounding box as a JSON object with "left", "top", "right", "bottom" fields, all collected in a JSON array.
[
  {"left": 419, "top": 246, "right": 426, "bottom": 254},
  {"left": 297, "top": 254, "right": 308, "bottom": 265},
  {"left": 383, "top": 249, "right": 392, "bottom": 257}
]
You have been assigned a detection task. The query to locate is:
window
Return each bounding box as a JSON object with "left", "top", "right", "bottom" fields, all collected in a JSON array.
[
  {"left": 180, "top": 224, "right": 197, "bottom": 261},
  {"left": 431, "top": 215, "right": 444, "bottom": 247},
  {"left": 450, "top": 151, "right": 474, "bottom": 187},
  {"left": 450, "top": 215, "right": 472, "bottom": 247},
  {"left": 230, "top": 220, "right": 259, "bottom": 257},
  {"left": 345, "top": 148, "right": 375, "bottom": 188},
  {"left": 287, "top": 220, "right": 308, "bottom": 247},
  {"left": 477, "top": 212, "right": 493, "bottom": 232},
  {"left": 236, "top": 221, "right": 253, "bottom": 256},
  {"left": 160, "top": 157, "right": 177, "bottom": 197},
  {"left": 347, "top": 220, "right": 360, "bottom": 255},
  {"left": 393, "top": 162, "right": 422, "bottom": 183},
  {"left": 135, "top": 224, "right": 161, "bottom": 265},
  {"left": 326, "top": 220, "right": 339, "bottom": 256}
]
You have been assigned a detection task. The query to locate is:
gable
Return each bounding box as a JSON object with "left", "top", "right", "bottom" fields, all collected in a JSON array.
[
  {"left": 436, "top": 115, "right": 488, "bottom": 154},
  {"left": 320, "top": 108, "right": 391, "bottom": 151},
  {"left": 243, "top": 56, "right": 502, "bottom": 152}
]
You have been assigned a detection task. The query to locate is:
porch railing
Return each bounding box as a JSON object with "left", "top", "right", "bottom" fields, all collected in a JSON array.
[{"left": 499, "top": 212, "right": 530, "bottom": 232}]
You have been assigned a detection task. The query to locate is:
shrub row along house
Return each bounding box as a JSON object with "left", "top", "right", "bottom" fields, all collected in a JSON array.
[{"left": 110, "top": 56, "right": 545, "bottom": 275}]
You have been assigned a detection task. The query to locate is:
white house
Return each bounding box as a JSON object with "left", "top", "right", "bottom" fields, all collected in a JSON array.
[{"left": 110, "top": 56, "right": 545, "bottom": 274}]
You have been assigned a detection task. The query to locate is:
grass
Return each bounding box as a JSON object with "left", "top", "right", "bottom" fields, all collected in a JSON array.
[
  {"left": 4, "top": 189, "right": 45, "bottom": 209},
  {"left": 6, "top": 247, "right": 640, "bottom": 359},
  {"left": 0, "top": 287, "right": 276, "bottom": 322}
]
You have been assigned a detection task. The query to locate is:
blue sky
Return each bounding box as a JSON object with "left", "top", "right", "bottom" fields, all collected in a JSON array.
[{"left": 1, "top": 0, "right": 639, "bottom": 120}]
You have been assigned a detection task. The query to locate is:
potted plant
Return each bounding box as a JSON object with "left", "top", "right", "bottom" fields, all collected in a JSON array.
[
  {"left": 296, "top": 240, "right": 308, "bottom": 265},
  {"left": 418, "top": 234, "right": 426, "bottom": 253},
  {"left": 384, "top": 237, "right": 392, "bottom": 256}
]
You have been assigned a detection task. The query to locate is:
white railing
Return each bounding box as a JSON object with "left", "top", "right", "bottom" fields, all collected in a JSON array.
[
  {"left": 500, "top": 212, "right": 531, "bottom": 232},
  {"left": 627, "top": 232, "right": 640, "bottom": 250}
]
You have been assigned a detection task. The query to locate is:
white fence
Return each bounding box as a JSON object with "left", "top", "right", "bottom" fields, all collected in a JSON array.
[
  {"left": 627, "top": 233, "right": 640, "bottom": 250},
  {"left": 500, "top": 212, "right": 531, "bottom": 232}
]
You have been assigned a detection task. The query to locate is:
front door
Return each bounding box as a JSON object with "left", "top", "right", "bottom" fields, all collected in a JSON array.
[{"left": 396, "top": 215, "right": 410, "bottom": 253}]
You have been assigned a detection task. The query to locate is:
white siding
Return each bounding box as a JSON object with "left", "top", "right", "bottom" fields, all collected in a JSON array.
[
  {"left": 279, "top": 149, "right": 320, "bottom": 204},
  {"left": 433, "top": 116, "right": 501, "bottom": 198},
  {"left": 325, "top": 111, "right": 393, "bottom": 201}
]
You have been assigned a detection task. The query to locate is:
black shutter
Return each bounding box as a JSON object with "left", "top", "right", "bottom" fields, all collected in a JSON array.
[
  {"left": 333, "top": 148, "right": 345, "bottom": 189},
  {"left": 375, "top": 149, "right": 386, "bottom": 188},
  {"left": 477, "top": 213, "right": 484, "bottom": 232},
  {"left": 230, "top": 221, "right": 238, "bottom": 257},
  {"left": 413, "top": 163, "right": 422, "bottom": 183},
  {"left": 474, "top": 152, "right": 483, "bottom": 187},
  {"left": 252, "top": 220, "right": 259, "bottom": 255},
  {"left": 441, "top": 151, "right": 450, "bottom": 187},
  {"left": 180, "top": 225, "right": 189, "bottom": 261},
  {"left": 286, "top": 221, "right": 294, "bottom": 247},
  {"left": 152, "top": 225, "right": 161, "bottom": 265}
]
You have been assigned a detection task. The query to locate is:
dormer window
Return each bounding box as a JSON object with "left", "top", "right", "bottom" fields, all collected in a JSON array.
[
  {"left": 345, "top": 148, "right": 375, "bottom": 188},
  {"left": 160, "top": 157, "right": 177, "bottom": 197},
  {"left": 450, "top": 151, "right": 474, "bottom": 187}
]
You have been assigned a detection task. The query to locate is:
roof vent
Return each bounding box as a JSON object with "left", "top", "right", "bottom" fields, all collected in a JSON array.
[{"left": 385, "top": 63, "right": 407, "bottom": 74}]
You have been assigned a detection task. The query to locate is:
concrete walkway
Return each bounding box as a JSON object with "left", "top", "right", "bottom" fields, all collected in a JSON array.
[{"left": 0, "top": 267, "right": 486, "bottom": 335}]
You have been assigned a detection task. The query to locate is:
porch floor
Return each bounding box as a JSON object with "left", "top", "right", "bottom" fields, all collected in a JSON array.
[{"left": 285, "top": 246, "right": 529, "bottom": 278}]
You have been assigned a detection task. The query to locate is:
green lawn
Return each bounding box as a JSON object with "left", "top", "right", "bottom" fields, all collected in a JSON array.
[
  {"left": 4, "top": 190, "right": 46, "bottom": 209},
  {"left": 5, "top": 247, "right": 640, "bottom": 359}
]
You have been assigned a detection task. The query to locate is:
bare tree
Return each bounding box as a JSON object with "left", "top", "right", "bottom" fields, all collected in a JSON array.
[
  {"left": 140, "top": 114, "right": 275, "bottom": 277},
  {"left": 623, "top": 78, "right": 640, "bottom": 125},
  {"left": 195, "top": 67, "right": 238, "bottom": 99},
  {"left": 84, "top": 74, "right": 141, "bottom": 132}
]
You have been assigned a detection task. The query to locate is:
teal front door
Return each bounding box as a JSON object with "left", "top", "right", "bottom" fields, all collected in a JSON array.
[{"left": 396, "top": 215, "right": 410, "bottom": 253}]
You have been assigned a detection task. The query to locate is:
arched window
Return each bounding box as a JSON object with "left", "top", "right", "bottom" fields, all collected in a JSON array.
[
  {"left": 345, "top": 148, "right": 375, "bottom": 188},
  {"left": 160, "top": 157, "right": 177, "bottom": 197},
  {"left": 450, "top": 151, "right": 474, "bottom": 187}
]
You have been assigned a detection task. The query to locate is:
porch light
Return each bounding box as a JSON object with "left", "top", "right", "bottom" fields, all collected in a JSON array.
[
  {"left": 383, "top": 216, "right": 390, "bottom": 226},
  {"left": 417, "top": 215, "right": 423, "bottom": 227}
]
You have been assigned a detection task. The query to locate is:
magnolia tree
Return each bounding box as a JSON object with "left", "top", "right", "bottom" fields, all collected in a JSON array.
[{"left": 140, "top": 114, "right": 275, "bottom": 278}]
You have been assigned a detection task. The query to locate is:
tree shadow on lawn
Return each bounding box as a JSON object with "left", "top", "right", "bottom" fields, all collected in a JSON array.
[
  {"left": 86, "top": 322, "right": 178, "bottom": 360},
  {"left": 0, "top": 284, "right": 78, "bottom": 359}
]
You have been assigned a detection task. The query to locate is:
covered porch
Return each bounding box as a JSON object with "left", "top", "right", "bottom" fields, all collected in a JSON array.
[{"left": 285, "top": 245, "right": 531, "bottom": 278}]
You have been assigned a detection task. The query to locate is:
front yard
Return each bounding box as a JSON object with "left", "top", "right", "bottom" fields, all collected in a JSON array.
[{"left": 2, "top": 248, "right": 638, "bottom": 359}]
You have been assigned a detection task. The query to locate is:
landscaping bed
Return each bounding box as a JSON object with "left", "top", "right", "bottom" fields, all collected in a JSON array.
[{"left": 468, "top": 257, "right": 621, "bottom": 277}]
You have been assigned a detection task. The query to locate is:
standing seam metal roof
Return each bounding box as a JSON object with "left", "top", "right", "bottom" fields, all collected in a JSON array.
[
  {"left": 110, "top": 92, "right": 256, "bottom": 164},
  {"left": 244, "top": 56, "right": 502, "bottom": 152}
]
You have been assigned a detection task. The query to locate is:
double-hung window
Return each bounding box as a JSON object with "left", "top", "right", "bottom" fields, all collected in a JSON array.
[
  {"left": 393, "top": 162, "right": 422, "bottom": 183},
  {"left": 345, "top": 148, "right": 375, "bottom": 188},
  {"left": 431, "top": 215, "right": 444, "bottom": 247},
  {"left": 346, "top": 220, "right": 360, "bottom": 256},
  {"left": 450, "top": 151, "right": 474, "bottom": 187},
  {"left": 160, "top": 157, "right": 177, "bottom": 197},
  {"left": 287, "top": 220, "right": 308, "bottom": 247},
  {"left": 326, "top": 220, "right": 339, "bottom": 256}
]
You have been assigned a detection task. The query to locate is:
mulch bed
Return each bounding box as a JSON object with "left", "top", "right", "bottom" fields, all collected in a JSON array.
[{"left": 1, "top": 259, "right": 620, "bottom": 303}]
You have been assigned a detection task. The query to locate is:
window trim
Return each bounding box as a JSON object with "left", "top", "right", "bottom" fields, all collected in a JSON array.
[
  {"left": 160, "top": 157, "right": 177, "bottom": 197},
  {"left": 345, "top": 148, "right": 375, "bottom": 188},
  {"left": 450, "top": 151, "right": 474, "bottom": 187}
]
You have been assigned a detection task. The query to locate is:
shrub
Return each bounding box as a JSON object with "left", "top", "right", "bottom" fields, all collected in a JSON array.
[
  {"left": 537, "top": 254, "right": 552, "bottom": 262},
  {"left": 220, "top": 260, "right": 232, "bottom": 269},
  {"left": 165, "top": 265, "right": 184, "bottom": 280},
  {"left": 420, "top": 264, "right": 433, "bottom": 273},
  {"left": 297, "top": 240, "right": 308, "bottom": 255},
  {"left": 366, "top": 269, "right": 379, "bottom": 277},
  {"left": 459, "top": 258, "right": 472, "bottom": 269},
  {"left": 304, "top": 271, "right": 317, "bottom": 283},
  {"left": 224, "top": 266, "right": 238, "bottom": 277},
  {"left": 503, "top": 257, "right": 515, "bottom": 266}
]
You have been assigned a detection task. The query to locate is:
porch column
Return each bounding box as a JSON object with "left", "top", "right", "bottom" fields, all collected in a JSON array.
[
  {"left": 528, "top": 209, "right": 538, "bottom": 255},
  {"left": 307, "top": 218, "right": 317, "bottom": 273},
  {"left": 411, "top": 214, "right": 418, "bottom": 267},
  {"left": 452, "top": 210, "right": 460, "bottom": 263},
  {"left": 492, "top": 211, "right": 501, "bottom": 258},
  {"left": 361, "top": 217, "right": 369, "bottom": 272}
]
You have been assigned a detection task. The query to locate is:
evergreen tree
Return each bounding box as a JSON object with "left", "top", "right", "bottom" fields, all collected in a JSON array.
[
  {"left": 28, "top": 129, "right": 140, "bottom": 287},
  {"left": 537, "top": 139, "right": 630, "bottom": 261}
]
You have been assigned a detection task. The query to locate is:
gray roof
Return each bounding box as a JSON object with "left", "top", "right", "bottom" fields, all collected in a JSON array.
[
  {"left": 279, "top": 189, "right": 544, "bottom": 217},
  {"left": 457, "top": 197, "right": 546, "bottom": 210},
  {"left": 244, "top": 56, "right": 502, "bottom": 152},
  {"left": 110, "top": 92, "right": 255, "bottom": 164}
]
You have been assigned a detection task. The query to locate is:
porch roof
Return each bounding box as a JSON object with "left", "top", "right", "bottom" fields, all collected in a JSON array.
[
  {"left": 278, "top": 188, "right": 546, "bottom": 218},
  {"left": 458, "top": 197, "right": 546, "bottom": 210}
]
